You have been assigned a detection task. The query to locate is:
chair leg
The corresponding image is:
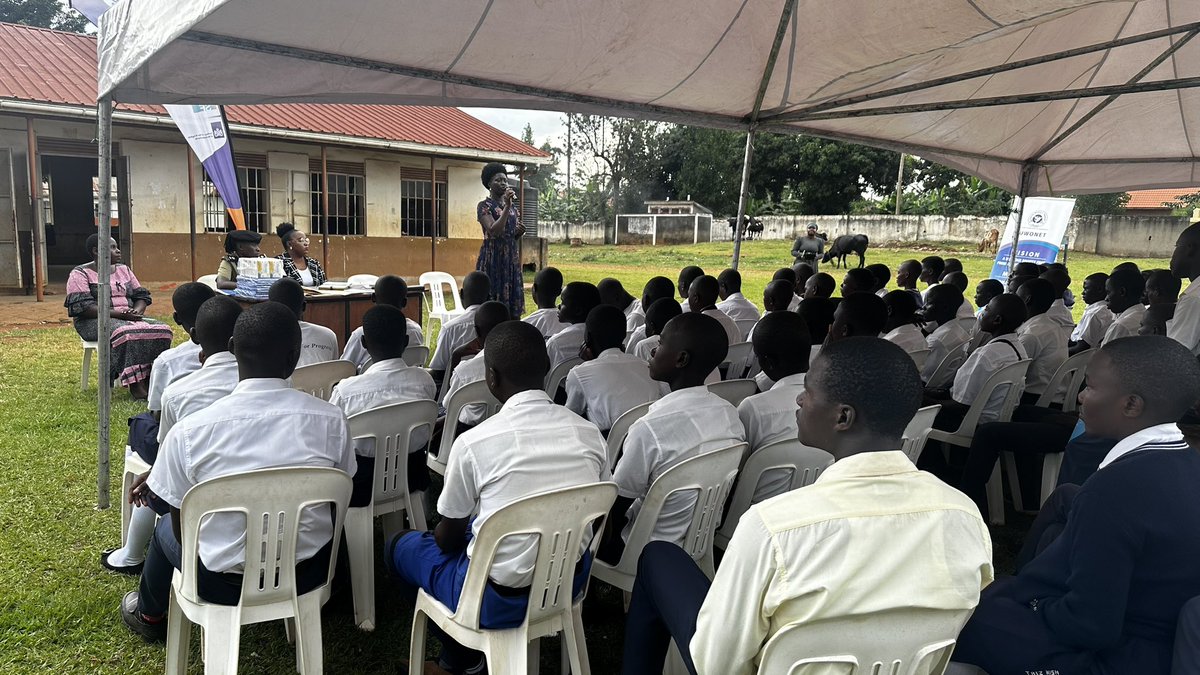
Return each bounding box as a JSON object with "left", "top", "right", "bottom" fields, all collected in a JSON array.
[
  {"left": 409, "top": 608, "right": 429, "bottom": 675},
  {"left": 562, "top": 606, "right": 591, "bottom": 675},
  {"left": 1001, "top": 452, "right": 1029, "bottom": 514},
  {"left": 345, "top": 507, "right": 376, "bottom": 631},
  {"left": 81, "top": 347, "right": 92, "bottom": 391},
  {"left": 527, "top": 637, "right": 540, "bottom": 675},
  {"left": 202, "top": 611, "right": 242, "bottom": 675},
  {"left": 407, "top": 490, "right": 428, "bottom": 531},
  {"left": 120, "top": 469, "right": 135, "bottom": 546},
  {"left": 294, "top": 594, "right": 325, "bottom": 674},
  {"left": 985, "top": 464, "right": 1005, "bottom": 526},
  {"left": 1040, "top": 453, "right": 1064, "bottom": 507},
  {"left": 164, "top": 596, "right": 191, "bottom": 675}
]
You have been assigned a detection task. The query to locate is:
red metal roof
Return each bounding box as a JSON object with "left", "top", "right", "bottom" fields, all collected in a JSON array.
[
  {"left": 1125, "top": 188, "right": 1200, "bottom": 210},
  {"left": 0, "top": 22, "right": 547, "bottom": 159}
]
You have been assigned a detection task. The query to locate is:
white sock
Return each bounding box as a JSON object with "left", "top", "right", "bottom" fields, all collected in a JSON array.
[{"left": 106, "top": 505, "right": 156, "bottom": 566}]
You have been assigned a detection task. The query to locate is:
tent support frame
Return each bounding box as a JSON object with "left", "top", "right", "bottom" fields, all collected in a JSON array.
[
  {"left": 96, "top": 97, "right": 113, "bottom": 510},
  {"left": 1007, "top": 163, "right": 1039, "bottom": 277}
]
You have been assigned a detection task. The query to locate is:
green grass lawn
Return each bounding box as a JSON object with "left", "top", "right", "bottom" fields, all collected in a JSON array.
[{"left": 0, "top": 241, "right": 1167, "bottom": 673}]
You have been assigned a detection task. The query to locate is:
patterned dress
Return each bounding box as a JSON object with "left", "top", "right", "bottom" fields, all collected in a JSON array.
[
  {"left": 64, "top": 264, "right": 173, "bottom": 386},
  {"left": 476, "top": 197, "right": 525, "bottom": 318}
]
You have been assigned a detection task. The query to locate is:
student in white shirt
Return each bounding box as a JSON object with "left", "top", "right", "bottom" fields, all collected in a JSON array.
[
  {"left": 716, "top": 268, "right": 761, "bottom": 322},
  {"left": 388, "top": 321, "right": 608, "bottom": 674},
  {"left": 737, "top": 311, "right": 811, "bottom": 501},
  {"left": 920, "top": 284, "right": 972, "bottom": 386},
  {"left": 749, "top": 279, "right": 796, "bottom": 349},
  {"left": 439, "top": 301, "right": 511, "bottom": 427},
  {"left": 146, "top": 282, "right": 215, "bottom": 414},
  {"left": 631, "top": 298, "right": 683, "bottom": 362},
  {"left": 603, "top": 312, "right": 746, "bottom": 562},
  {"left": 566, "top": 305, "right": 661, "bottom": 432},
  {"left": 1169, "top": 224, "right": 1200, "bottom": 355},
  {"left": 826, "top": 292, "right": 887, "bottom": 345},
  {"left": 330, "top": 305, "right": 437, "bottom": 507},
  {"left": 121, "top": 302, "right": 355, "bottom": 641},
  {"left": 102, "top": 295, "right": 242, "bottom": 576},
  {"left": 895, "top": 259, "right": 924, "bottom": 307},
  {"left": 881, "top": 289, "right": 928, "bottom": 353},
  {"left": 867, "top": 262, "right": 891, "bottom": 298},
  {"left": 974, "top": 279, "right": 1004, "bottom": 318},
  {"left": 599, "top": 277, "right": 641, "bottom": 331},
  {"left": 268, "top": 277, "right": 338, "bottom": 367},
  {"left": 1101, "top": 268, "right": 1147, "bottom": 345},
  {"left": 428, "top": 271, "right": 490, "bottom": 382},
  {"left": 944, "top": 271, "right": 977, "bottom": 318},
  {"left": 625, "top": 276, "right": 678, "bottom": 349},
  {"left": 676, "top": 265, "right": 705, "bottom": 312},
  {"left": 1041, "top": 267, "right": 1076, "bottom": 340},
  {"left": 688, "top": 274, "right": 741, "bottom": 347},
  {"left": 622, "top": 337, "right": 992, "bottom": 675},
  {"left": 915, "top": 255, "right": 942, "bottom": 303},
  {"left": 521, "top": 266, "right": 566, "bottom": 339},
  {"left": 802, "top": 271, "right": 836, "bottom": 300},
  {"left": 791, "top": 262, "right": 814, "bottom": 308},
  {"left": 1069, "top": 272, "right": 1113, "bottom": 354},
  {"left": 340, "top": 275, "right": 424, "bottom": 371},
  {"left": 1016, "top": 278, "right": 1069, "bottom": 404},
  {"left": 545, "top": 281, "right": 601, "bottom": 374},
  {"left": 1140, "top": 303, "right": 1176, "bottom": 337}
]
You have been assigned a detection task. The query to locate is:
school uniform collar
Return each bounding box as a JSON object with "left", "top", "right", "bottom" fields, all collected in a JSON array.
[
  {"left": 726, "top": 292, "right": 746, "bottom": 302},
  {"left": 1018, "top": 312, "right": 1056, "bottom": 334},
  {"left": 1184, "top": 280, "right": 1200, "bottom": 298},
  {"left": 770, "top": 372, "right": 807, "bottom": 389},
  {"left": 500, "top": 388, "right": 553, "bottom": 411},
  {"left": 232, "top": 377, "right": 290, "bottom": 393},
  {"left": 363, "top": 357, "right": 410, "bottom": 374},
  {"left": 200, "top": 351, "right": 237, "bottom": 368},
  {"left": 931, "top": 320, "right": 965, "bottom": 339},
  {"left": 596, "top": 347, "right": 627, "bottom": 361},
  {"left": 1117, "top": 304, "right": 1145, "bottom": 320},
  {"left": 653, "top": 384, "right": 716, "bottom": 409},
  {"left": 816, "top": 450, "right": 915, "bottom": 482},
  {"left": 1098, "top": 423, "right": 1187, "bottom": 469}
]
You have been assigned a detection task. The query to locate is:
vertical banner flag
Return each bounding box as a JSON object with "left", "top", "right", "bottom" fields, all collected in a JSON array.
[
  {"left": 989, "top": 196, "right": 1076, "bottom": 281},
  {"left": 72, "top": 0, "right": 245, "bottom": 230}
]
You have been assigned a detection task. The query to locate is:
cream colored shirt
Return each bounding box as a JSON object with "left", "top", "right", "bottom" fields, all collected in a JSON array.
[
  {"left": 1102, "top": 303, "right": 1146, "bottom": 346},
  {"left": 1168, "top": 280, "right": 1200, "bottom": 355},
  {"left": 691, "top": 451, "right": 993, "bottom": 675}
]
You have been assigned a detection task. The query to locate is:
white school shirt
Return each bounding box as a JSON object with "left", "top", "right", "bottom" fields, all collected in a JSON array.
[
  {"left": 690, "top": 451, "right": 992, "bottom": 675},
  {"left": 523, "top": 307, "right": 568, "bottom": 339},
  {"left": 875, "top": 287, "right": 888, "bottom": 298},
  {"left": 614, "top": 386, "right": 746, "bottom": 545},
  {"left": 787, "top": 294, "right": 801, "bottom": 311},
  {"left": 329, "top": 358, "right": 437, "bottom": 456},
  {"left": 950, "top": 334, "right": 1028, "bottom": 424},
  {"left": 882, "top": 324, "right": 927, "bottom": 353},
  {"left": 429, "top": 304, "right": 480, "bottom": 372},
  {"left": 626, "top": 300, "right": 646, "bottom": 333},
  {"left": 438, "top": 389, "right": 609, "bottom": 588},
  {"left": 625, "top": 324, "right": 648, "bottom": 351},
  {"left": 737, "top": 372, "right": 806, "bottom": 502},
  {"left": 718, "top": 292, "right": 762, "bottom": 322},
  {"left": 1070, "top": 301, "right": 1114, "bottom": 347},
  {"left": 148, "top": 378, "right": 355, "bottom": 573},
  {"left": 1168, "top": 280, "right": 1200, "bottom": 355},
  {"left": 565, "top": 348, "right": 662, "bottom": 431},
  {"left": 1017, "top": 313, "right": 1068, "bottom": 397},
  {"left": 147, "top": 340, "right": 202, "bottom": 412},
  {"left": 340, "top": 319, "right": 424, "bottom": 372},
  {"left": 632, "top": 333, "right": 659, "bottom": 362},
  {"left": 546, "top": 322, "right": 586, "bottom": 370},
  {"left": 1098, "top": 423, "right": 1189, "bottom": 470},
  {"left": 297, "top": 321, "right": 338, "bottom": 367},
  {"left": 1046, "top": 299, "right": 1076, "bottom": 341},
  {"left": 922, "top": 320, "right": 971, "bottom": 385},
  {"left": 956, "top": 297, "right": 977, "bottom": 319},
  {"left": 703, "top": 307, "right": 743, "bottom": 347},
  {"left": 158, "top": 351, "right": 240, "bottom": 444},
  {"left": 441, "top": 350, "right": 489, "bottom": 424},
  {"left": 1102, "top": 304, "right": 1146, "bottom": 345}
]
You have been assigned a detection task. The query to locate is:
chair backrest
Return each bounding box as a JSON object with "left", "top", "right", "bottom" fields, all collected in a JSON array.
[
  {"left": 432, "top": 379, "right": 502, "bottom": 473},
  {"left": 758, "top": 608, "right": 970, "bottom": 675},
  {"left": 707, "top": 378, "right": 759, "bottom": 407},
  {"left": 175, "top": 467, "right": 352, "bottom": 608},
  {"left": 196, "top": 274, "right": 218, "bottom": 290},
  {"left": 955, "top": 316, "right": 978, "bottom": 334},
  {"left": 291, "top": 359, "right": 357, "bottom": 400},
  {"left": 722, "top": 341, "right": 755, "bottom": 379},
  {"left": 419, "top": 271, "right": 464, "bottom": 317},
  {"left": 734, "top": 318, "right": 758, "bottom": 341},
  {"left": 605, "top": 401, "right": 653, "bottom": 471},
  {"left": 545, "top": 356, "right": 583, "bottom": 395},
  {"left": 347, "top": 400, "right": 438, "bottom": 510},
  {"left": 900, "top": 405, "right": 942, "bottom": 463},
  {"left": 346, "top": 273, "right": 378, "bottom": 288},
  {"left": 615, "top": 443, "right": 747, "bottom": 576},
  {"left": 453, "top": 482, "right": 618, "bottom": 629},
  {"left": 1034, "top": 348, "right": 1094, "bottom": 411},
  {"left": 716, "top": 440, "right": 833, "bottom": 545},
  {"left": 402, "top": 344, "right": 430, "bottom": 368},
  {"left": 907, "top": 348, "right": 932, "bottom": 371},
  {"left": 950, "top": 359, "right": 1031, "bottom": 435},
  {"left": 926, "top": 348, "right": 966, "bottom": 390}
]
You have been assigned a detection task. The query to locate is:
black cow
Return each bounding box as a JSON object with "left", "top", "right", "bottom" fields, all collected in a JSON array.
[{"left": 822, "top": 234, "right": 870, "bottom": 269}]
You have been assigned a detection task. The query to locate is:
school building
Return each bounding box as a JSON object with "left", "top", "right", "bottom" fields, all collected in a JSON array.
[{"left": 0, "top": 22, "right": 550, "bottom": 293}]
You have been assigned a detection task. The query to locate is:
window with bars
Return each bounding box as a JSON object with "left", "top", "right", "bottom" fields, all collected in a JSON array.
[
  {"left": 310, "top": 172, "right": 366, "bottom": 236},
  {"left": 400, "top": 176, "right": 447, "bottom": 237},
  {"left": 202, "top": 167, "right": 268, "bottom": 233}
]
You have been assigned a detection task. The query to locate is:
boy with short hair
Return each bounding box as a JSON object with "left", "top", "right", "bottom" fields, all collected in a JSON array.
[
  {"left": 895, "top": 259, "right": 924, "bottom": 307},
  {"left": 546, "top": 281, "right": 601, "bottom": 370},
  {"left": 146, "top": 282, "right": 216, "bottom": 413},
  {"left": 1169, "top": 224, "right": 1200, "bottom": 354},
  {"left": 632, "top": 298, "right": 682, "bottom": 363},
  {"left": 1040, "top": 267, "right": 1075, "bottom": 338},
  {"left": 1016, "top": 278, "right": 1068, "bottom": 404},
  {"left": 919, "top": 255, "right": 945, "bottom": 302},
  {"left": 1145, "top": 268, "right": 1181, "bottom": 306},
  {"left": 522, "top": 266, "right": 567, "bottom": 338},
  {"left": 802, "top": 271, "right": 836, "bottom": 300},
  {"left": 974, "top": 279, "right": 1004, "bottom": 318},
  {"left": 268, "top": 277, "right": 338, "bottom": 367},
  {"left": 429, "top": 271, "right": 491, "bottom": 383},
  {"left": 881, "top": 290, "right": 926, "bottom": 352},
  {"left": 1101, "top": 268, "right": 1147, "bottom": 345},
  {"left": 440, "top": 302, "right": 512, "bottom": 427},
  {"left": 330, "top": 305, "right": 437, "bottom": 507},
  {"left": 1069, "top": 272, "right": 1113, "bottom": 354},
  {"left": 626, "top": 276, "right": 678, "bottom": 349},
  {"left": 920, "top": 284, "right": 972, "bottom": 386},
  {"left": 839, "top": 268, "right": 876, "bottom": 297},
  {"left": 826, "top": 292, "right": 888, "bottom": 344},
  {"left": 943, "top": 271, "right": 976, "bottom": 318},
  {"left": 762, "top": 279, "right": 795, "bottom": 314},
  {"left": 340, "top": 275, "right": 424, "bottom": 371},
  {"left": 677, "top": 265, "right": 705, "bottom": 311},
  {"left": 866, "top": 262, "right": 892, "bottom": 297},
  {"left": 688, "top": 274, "right": 742, "bottom": 347},
  {"left": 566, "top": 305, "right": 662, "bottom": 433},
  {"left": 716, "top": 268, "right": 761, "bottom": 321}
]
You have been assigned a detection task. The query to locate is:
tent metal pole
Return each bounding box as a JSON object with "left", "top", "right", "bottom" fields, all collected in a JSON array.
[
  {"left": 731, "top": 129, "right": 755, "bottom": 270},
  {"left": 1007, "top": 164, "right": 1038, "bottom": 277},
  {"left": 96, "top": 97, "right": 113, "bottom": 510}
]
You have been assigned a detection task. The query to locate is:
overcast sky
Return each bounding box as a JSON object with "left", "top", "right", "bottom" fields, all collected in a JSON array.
[{"left": 461, "top": 108, "right": 568, "bottom": 149}]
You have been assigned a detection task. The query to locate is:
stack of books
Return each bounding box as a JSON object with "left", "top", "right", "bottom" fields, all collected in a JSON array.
[{"left": 230, "top": 258, "right": 283, "bottom": 300}]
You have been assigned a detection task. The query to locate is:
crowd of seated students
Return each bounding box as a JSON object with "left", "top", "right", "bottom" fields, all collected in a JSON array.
[{"left": 103, "top": 236, "right": 1200, "bottom": 674}]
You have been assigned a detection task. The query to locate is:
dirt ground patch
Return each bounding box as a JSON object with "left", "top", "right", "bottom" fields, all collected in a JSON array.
[{"left": 0, "top": 281, "right": 178, "bottom": 332}]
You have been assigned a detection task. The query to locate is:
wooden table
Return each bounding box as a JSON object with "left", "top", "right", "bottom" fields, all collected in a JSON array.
[{"left": 235, "top": 288, "right": 423, "bottom": 350}]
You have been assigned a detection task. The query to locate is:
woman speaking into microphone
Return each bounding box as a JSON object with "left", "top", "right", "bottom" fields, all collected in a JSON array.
[{"left": 476, "top": 163, "right": 525, "bottom": 318}]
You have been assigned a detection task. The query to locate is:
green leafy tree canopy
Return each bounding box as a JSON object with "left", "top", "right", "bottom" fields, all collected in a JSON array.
[{"left": 1, "top": 0, "right": 89, "bottom": 32}]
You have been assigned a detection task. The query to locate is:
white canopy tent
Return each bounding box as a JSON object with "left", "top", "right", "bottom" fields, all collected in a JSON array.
[{"left": 90, "top": 0, "right": 1200, "bottom": 505}]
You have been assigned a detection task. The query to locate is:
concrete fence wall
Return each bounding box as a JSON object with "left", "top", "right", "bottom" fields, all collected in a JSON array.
[
  {"left": 540, "top": 220, "right": 608, "bottom": 245},
  {"left": 709, "top": 214, "right": 1008, "bottom": 245},
  {"left": 1069, "top": 215, "right": 1187, "bottom": 258}
]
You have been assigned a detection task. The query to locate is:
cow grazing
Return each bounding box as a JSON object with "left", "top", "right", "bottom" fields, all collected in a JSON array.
[{"left": 822, "top": 234, "right": 870, "bottom": 269}]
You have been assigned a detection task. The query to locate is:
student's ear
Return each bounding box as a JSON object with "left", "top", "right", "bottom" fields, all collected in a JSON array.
[
  {"left": 1121, "top": 394, "right": 1146, "bottom": 419},
  {"left": 361, "top": 332, "right": 373, "bottom": 352},
  {"left": 173, "top": 311, "right": 182, "bottom": 327},
  {"left": 834, "top": 404, "right": 856, "bottom": 432},
  {"left": 675, "top": 348, "right": 690, "bottom": 369},
  {"left": 484, "top": 365, "right": 500, "bottom": 393},
  {"left": 227, "top": 336, "right": 237, "bottom": 357}
]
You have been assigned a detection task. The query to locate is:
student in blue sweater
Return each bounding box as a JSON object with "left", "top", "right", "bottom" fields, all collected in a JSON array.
[{"left": 953, "top": 335, "right": 1200, "bottom": 674}]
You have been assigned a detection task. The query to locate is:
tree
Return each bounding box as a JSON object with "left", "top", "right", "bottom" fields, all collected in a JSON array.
[
  {"left": 1073, "top": 192, "right": 1130, "bottom": 216},
  {"left": 0, "top": 0, "right": 89, "bottom": 32},
  {"left": 564, "top": 114, "right": 663, "bottom": 222}
]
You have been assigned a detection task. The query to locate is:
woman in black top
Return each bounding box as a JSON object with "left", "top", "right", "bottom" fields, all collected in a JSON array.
[{"left": 275, "top": 222, "right": 325, "bottom": 287}]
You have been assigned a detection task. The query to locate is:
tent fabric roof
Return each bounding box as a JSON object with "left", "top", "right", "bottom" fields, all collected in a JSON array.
[
  {"left": 0, "top": 22, "right": 547, "bottom": 159},
  {"left": 96, "top": 0, "right": 1200, "bottom": 196},
  {"left": 1124, "top": 187, "right": 1200, "bottom": 209}
]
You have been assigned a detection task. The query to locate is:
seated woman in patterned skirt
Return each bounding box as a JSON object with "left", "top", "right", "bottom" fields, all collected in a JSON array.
[{"left": 65, "top": 235, "right": 174, "bottom": 399}]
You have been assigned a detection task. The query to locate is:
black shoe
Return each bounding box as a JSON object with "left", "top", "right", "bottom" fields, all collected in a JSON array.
[
  {"left": 120, "top": 592, "right": 166, "bottom": 642},
  {"left": 101, "top": 548, "right": 144, "bottom": 576}
]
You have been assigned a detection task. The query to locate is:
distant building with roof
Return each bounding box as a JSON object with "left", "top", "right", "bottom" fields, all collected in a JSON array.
[
  {"left": 0, "top": 21, "right": 549, "bottom": 289},
  {"left": 1123, "top": 187, "right": 1200, "bottom": 216}
]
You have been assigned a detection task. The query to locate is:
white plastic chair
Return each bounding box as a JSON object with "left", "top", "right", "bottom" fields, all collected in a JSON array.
[
  {"left": 401, "top": 344, "right": 429, "bottom": 368},
  {"left": 420, "top": 271, "right": 467, "bottom": 345},
  {"left": 714, "top": 439, "right": 833, "bottom": 549},
  {"left": 926, "top": 348, "right": 967, "bottom": 389},
  {"left": 722, "top": 341, "right": 754, "bottom": 379},
  {"left": 165, "top": 467, "right": 351, "bottom": 675},
  {"left": 196, "top": 274, "right": 219, "bottom": 290},
  {"left": 757, "top": 608, "right": 973, "bottom": 675},
  {"left": 734, "top": 318, "right": 758, "bottom": 341},
  {"left": 955, "top": 316, "right": 979, "bottom": 334},
  {"left": 1032, "top": 348, "right": 1094, "bottom": 411},
  {"left": 907, "top": 347, "right": 932, "bottom": 371},
  {"left": 927, "top": 359, "right": 1031, "bottom": 526},
  {"left": 707, "top": 378, "right": 759, "bottom": 407},
  {"left": 900, "top": 405, "right": 942, "bottom": 464},
  {"left": 605, "top": 402, "right": 653, "bottom": 471},
  {"left": 594, "top": 442, "right": 746, "bottom": 590},
  {"left": 409, "top": 482, "right": 617, "bottom": 675},
  {"left": 429, "top": 379, "right": 501, "bottom": 476},
  {"left": 120, "top": 446, "right": 153, "bottom": 547},
  {"left": 290, "top": 360, "right": 356, "bottom": 400},
  {"left": 345, "top": 400, "right": 437, "bottom": 631},
  {"left": 545, "top": 356, "right": 583, "bottom": 396},
  {"left": 80, "top": 338, "right": 98, "bottom": 390},
  {"left": 346, "top": 273, "right": 378, "bottom": 289}
]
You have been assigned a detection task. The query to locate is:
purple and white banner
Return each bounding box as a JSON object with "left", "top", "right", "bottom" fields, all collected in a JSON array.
[{"left": 989, "top": 196, "right": 1076, "bottom": 282}]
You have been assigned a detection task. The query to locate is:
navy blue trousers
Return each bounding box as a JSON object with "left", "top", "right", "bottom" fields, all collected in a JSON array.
[{"left": 622, "top": 541, "right": 710, "bottom": 675}]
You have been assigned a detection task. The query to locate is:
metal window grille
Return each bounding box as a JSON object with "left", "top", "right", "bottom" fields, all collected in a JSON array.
[
  {"left": 310, "top": 172, "right": 366, "bottom": 236},
  {"left": 202, "top": 167, "right": 267, "bottom": 232},
  {"left": 400, "top": 178, "right": 447, "bottom": 237}
]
